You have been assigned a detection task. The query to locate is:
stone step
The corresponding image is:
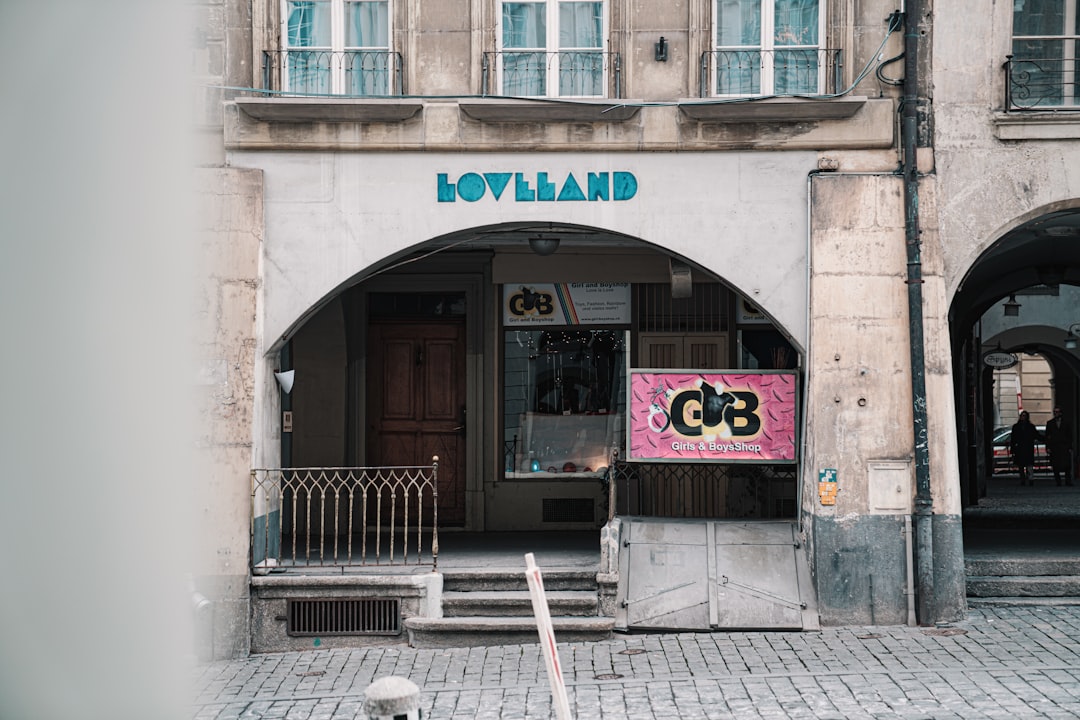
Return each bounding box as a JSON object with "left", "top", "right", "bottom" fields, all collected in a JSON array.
[
  {"left": 967, "top": 596, "right": 1080, "bottom": 607},
  {"left": 441, "top": 568, "right": 598, "bottom": 593},
  {"left": 442, "top": 590, "right": 598, "bottom": 618},
  {"left": 965, "top": 557, "right": 1080, "bottom": 577},
  {"left": 964, "top": 515, "right": 1080, "bottom": 531},
  {"left": 967, "top": 575, "right": 1080, "bottom": 597},
  {"left": 403, "top": 616, "right": 615, "bottom": 649}
]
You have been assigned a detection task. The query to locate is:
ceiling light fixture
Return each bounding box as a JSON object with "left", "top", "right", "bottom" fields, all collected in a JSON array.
[{"left": 528, "top": 235, "right": 560, "bottom": 256}]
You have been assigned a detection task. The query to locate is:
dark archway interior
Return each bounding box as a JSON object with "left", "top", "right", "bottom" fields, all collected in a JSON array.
[
  {"left": 950, "top": 208, "right": 1080, "bottom": 602},
  {"left": 951, "top": 209, "right": 1080, "bottom": 334},
  {"left": 951, "top": 208, "right": 1080, "bottom": 499}
]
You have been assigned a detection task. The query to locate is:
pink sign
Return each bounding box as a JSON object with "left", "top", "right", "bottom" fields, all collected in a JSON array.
[{"left": 628, "top": 372, "right": 798, "bottom": 462}]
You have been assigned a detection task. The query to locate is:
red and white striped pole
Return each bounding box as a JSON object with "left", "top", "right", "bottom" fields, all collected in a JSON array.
[{"left": 525, "top": 552, "right": 573, "bottom": 720}]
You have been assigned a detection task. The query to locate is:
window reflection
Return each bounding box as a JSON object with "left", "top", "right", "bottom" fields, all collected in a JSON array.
[{"left": 504, "top": 329, "right": 627, "bottom": 476}]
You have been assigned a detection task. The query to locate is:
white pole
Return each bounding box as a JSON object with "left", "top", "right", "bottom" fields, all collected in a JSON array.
[{"left": 524, "top": 552, "right": 573, "bottom": 720}]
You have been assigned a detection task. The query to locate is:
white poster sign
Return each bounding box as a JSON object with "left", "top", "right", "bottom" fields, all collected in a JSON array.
[{"left": 503, "top": 282, "right": 631, "bottom": 326}]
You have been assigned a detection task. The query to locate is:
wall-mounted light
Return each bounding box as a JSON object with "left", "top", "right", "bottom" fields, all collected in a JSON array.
[
  {"left": 528, "top": 235, "right": 560, "bottom": 256},
  {"left": 274, "top": 369, "right": 295, "bottom": 394},
  {"left": 655, "top": 36, "right": 668, "bottom": 62},
  {"left": 1066, "top": 323, "right": 1080, "bottom": 350},
  {"left": 1002, "top": 294, "right": 1021, "bottom": 317}
]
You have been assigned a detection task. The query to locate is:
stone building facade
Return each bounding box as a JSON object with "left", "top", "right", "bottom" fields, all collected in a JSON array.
[{"left": 191, "top": 0, "right": 1080, "bottom": 658}]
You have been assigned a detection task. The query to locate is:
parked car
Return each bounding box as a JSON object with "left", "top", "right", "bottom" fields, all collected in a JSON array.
[{"left": 992, "top": 425, "right": 1050, "bottom": 474}]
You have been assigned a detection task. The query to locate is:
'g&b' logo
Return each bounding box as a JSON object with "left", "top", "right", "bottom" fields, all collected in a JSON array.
[
  {"left": 509, "top": 286, "right": 554, "bottom": 317},
  {"left": 666, "top": 382, "right": 761, "bottom": 437}
]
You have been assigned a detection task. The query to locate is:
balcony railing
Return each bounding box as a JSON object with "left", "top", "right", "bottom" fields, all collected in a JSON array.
[
  {"left": 482, "top": 51, "right": 622, "bottom": 99},
  {"left": 251, "top": 460, "right": 439, "bottom": 573},
  {"left": 262, "top": 50, "right": 403, "bottom": 96},
  {"left": 1005, "top": 55, "right": 1080, "bottom": 110},
  {"left": 700, "top": 49, "right": 842, "bottom": 98}
]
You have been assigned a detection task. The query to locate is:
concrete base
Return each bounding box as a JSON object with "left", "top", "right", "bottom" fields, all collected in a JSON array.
[{"left": 251, "top": 573, "right": 441, "bottom": 653}]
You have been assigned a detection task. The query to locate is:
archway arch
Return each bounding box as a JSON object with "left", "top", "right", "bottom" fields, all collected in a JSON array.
[
  {"left": 271, "top": 224, "right": 806, "bottom": 532},
  {"left": 949, "top": 206, "right": 1080, "bottom": 507}
]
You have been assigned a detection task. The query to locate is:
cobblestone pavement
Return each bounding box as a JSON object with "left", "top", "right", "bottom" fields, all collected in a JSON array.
[{"left": 192, "top": 606, "right": 1080, "bottom": 719}]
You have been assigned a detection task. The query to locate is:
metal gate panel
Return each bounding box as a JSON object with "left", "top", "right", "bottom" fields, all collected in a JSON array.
[
  {"left": 618, "top": 519, "right": 713, "bottom": 630},
  {"left": 713, "top": 520, "right": 796, "bottom": 546},
  {"left": 714, "top": 527, "right": 803, "bottom": 629},
  {"left": 616, "top": 518, "right": 814, "bottom": 631}
]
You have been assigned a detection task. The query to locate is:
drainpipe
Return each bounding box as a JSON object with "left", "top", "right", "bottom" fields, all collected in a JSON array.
[{"left": 902, "top": 0, "right": 935, "bottom": 625}]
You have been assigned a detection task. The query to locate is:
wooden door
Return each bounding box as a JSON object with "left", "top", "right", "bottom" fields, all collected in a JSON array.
[{"left": 368, "top": 321, "right": 467, "bottom": 526}]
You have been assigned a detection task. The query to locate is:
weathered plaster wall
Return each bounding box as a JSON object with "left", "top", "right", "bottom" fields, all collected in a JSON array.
[
  {"left": 194, "top": 167, "right": 264, "bottom": 659},
  {"left": 804, "top": 172, "right": 964, "bottom": 624},
  {"left": 932, "top": 0, "right": 1080, "bottom": 293},
  {"left": 229, "top": 150, "right": 817, "bottom": 353}
]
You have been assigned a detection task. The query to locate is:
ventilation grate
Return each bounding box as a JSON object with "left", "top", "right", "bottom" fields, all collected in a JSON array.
[
  {"left": 542, "top": 497, "right": 595, "bottom": 523},
  {"left": 287, "top": 598, "right": 401, "bottom": 636}
]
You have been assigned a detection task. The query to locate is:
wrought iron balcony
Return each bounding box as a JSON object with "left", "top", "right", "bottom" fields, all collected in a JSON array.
[
  {"left": 1005, "top": 55, "right": 1080, "bottom": 110},
  {"left": 699, "top": 49, "right": 842, "bottom": 97},
  {"left": 262, "top": 50, "right": 403, "bottom": 97},
  {"left": 482, "top": 50, "right": 622, "bottom": 98}
]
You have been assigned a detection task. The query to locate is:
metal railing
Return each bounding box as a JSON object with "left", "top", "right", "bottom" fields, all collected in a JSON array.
[
  {"left": 262, "top": 50, "right": 404, "bottom": 96},
  {"left": 251, "top": 459, "right": 438, "bottom": 572},
  {"left": 482, "top": 50, "right": 621, "bottom": 98},
  {"left": 699, "top": 48, "right": 842, "bottom": 98},
  {"left": 608, "top": 456, "right": 797, "bottom": 520},
  {"left": 1005, "top": 55, "right": 1080, "bottom": 110}
]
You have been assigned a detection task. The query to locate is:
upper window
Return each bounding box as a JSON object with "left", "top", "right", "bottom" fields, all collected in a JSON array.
[
  {"left": 495, "top": 1, "right": 608, "bottom": 97},
  {"left": 280, "top": 0, "right": 393, "bottom": 95},
  {"left": 1010, "top": 0, "right": 1080, "bottom": 108},
  {"left": 711, "top": 0, "right": 827, "bottom": 96}
]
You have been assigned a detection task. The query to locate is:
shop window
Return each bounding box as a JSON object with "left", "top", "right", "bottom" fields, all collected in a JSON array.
[
  {"left": 711, "top": 0, "right": 830, "bottom": 96},
  {"left": 503, "top": 329, "right": 626, "bottom": 477}
]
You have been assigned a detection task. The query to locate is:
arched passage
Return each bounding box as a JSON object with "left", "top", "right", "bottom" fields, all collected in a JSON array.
[
  {"left": 950, "top": 207, "right": 1080, "bottom": 568},
  {"left": 273, "top": 223, "right": 805, "bottom": 532}
]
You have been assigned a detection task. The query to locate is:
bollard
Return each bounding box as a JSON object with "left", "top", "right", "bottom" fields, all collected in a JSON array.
[{"left": 363, "top": 676, "right": 422, "bottom": 720}]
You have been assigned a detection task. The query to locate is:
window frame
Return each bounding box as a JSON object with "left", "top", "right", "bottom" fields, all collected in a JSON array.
[
  {"left": 495, "top": 0, "right": 610, "bottom": 98},
  {"left": 1010, "top": 0, "right": 1080, "bottom": 108},
  {"left": 711, "top": 0, "right": 827, "bottom": 97},
  {"left": 280, "top": 0, "right": 393, "bottom": 96}
]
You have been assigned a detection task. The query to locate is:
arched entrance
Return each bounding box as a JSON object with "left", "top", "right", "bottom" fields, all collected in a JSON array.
[
  {"left": 950, "top": 206, "right": 1080, "bottom": 602},
  {"left": 276, "top": 223, "right": 805, "bottom": 533},
  {"left": 951, "top": 208, "right": 1080, "bottom": 503}
]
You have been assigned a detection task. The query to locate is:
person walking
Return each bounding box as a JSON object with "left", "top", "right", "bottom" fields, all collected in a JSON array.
[
  {"left": 1045, "top": 406, "right": 1074, "bottom": 486},
  {"left": 1011, "top": 411, "right": 1042, "bottom": 486}
]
